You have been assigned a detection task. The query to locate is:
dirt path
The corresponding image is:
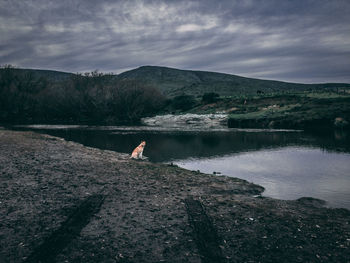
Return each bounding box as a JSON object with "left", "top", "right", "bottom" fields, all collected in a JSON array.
[{"left": 0, "top": 129, "right": 349, "bottom": 262}]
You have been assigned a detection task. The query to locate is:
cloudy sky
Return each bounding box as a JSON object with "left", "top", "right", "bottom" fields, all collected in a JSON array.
[{"left": 1, "top": 0, "right": 349, "bottom": 83}]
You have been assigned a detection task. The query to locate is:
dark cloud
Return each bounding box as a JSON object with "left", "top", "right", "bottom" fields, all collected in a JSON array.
[{"left": 0, "top": 0, "right": 349, "bottom": 83}]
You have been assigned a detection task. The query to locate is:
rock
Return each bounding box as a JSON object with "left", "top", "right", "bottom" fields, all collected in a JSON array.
[
  {"left": 268, "top": 121, "right": 275, "bottom": 128},
  {"left": 296, "top": 197, "right": 326, "bottom": 207},
  {"left": 334, "top": 117, "right": 349, "bottom": 128}
]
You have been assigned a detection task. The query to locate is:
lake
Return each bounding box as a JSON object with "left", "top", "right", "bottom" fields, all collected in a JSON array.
[{"left": 12, "top": 125, "right": 350, "bottom": 209}]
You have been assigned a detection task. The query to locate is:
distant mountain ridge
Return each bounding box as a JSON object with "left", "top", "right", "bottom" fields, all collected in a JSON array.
[
  {"left": 1, "top": 65, "right": 349, "bottom": 98},
  {"left": 0, "top": 67, "right": 73, "bottom": 82},
  {"left": 118, "top": 66, "right": 350, "bottom": 97}
]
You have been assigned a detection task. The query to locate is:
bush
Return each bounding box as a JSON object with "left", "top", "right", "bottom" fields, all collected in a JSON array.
[
  {"left": 202, "top": 92, "right": 219, "bottom": 103},
  {"left": 0, "top": 68, "right": 166, "bottom": 124},
  {"left": 334, "top": 117, "right": 349, "bottom": 128},
  {"left": 170, "top": 95, "right": 196, "bottom": 111},
  {"left": 110, "top": 80, "right": 166, "bottom": 122}
]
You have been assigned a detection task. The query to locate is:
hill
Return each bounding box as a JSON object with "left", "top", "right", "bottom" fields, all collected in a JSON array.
[
  {"left": 2, "top": 65, "right": 350, "bottom": 99},
  {"left": 118, "top": 66, "right": 350, "bottom": 97}
]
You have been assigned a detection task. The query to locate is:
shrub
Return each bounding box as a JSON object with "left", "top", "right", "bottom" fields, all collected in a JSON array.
[
  {"left": 0, "top": 68, "right": 166, "bottom": 124},
  {"left": 110, "top": 80, "right": 166, "bottom": 122},
  {"left": 170, "top": 95, "right": 196, "bottom": 111},
  {"left": 202, "top": 92, "right": 220, "bottom": 103}
]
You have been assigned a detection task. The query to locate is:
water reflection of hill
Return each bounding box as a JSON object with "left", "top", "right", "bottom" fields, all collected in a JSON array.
[{"left": 11, "top": 126, "right": 350, "bottom": 162}]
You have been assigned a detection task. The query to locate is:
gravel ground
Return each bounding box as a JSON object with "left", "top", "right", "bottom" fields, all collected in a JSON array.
[{"left": 0, "top": 129, "right": 349, "bottom": 263}]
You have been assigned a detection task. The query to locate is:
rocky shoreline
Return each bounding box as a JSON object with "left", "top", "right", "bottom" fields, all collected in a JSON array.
[
  {"left": 0, "top": 129, "right": 349, "bottom": 262},
  {"left": 142, "top": 114, "right": 228, "bottom": 130}
]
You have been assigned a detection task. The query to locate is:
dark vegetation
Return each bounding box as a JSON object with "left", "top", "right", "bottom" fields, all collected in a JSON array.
[
  {"left": 168, "top": 95, "right": 197, "bottom": 111},
  {"left": 202, "top": 92, "right": 220, "bottom": 103},
  {"left": 0, "top": 65, "right": 165, "bottom": 124},
  {"left": 224, "top": 94, "right": 350, "bottom": 131},
  {"left": 1, "top": 64, "right": 350, "bottom": 128},
  {"left": 184, "top": 92, "right": 350, "bottom": 131}
]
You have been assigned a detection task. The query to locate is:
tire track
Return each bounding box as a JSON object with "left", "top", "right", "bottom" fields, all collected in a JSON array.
[
  {"left": 24, "top": 194, "right": 105, "bottom": 263},
  {"left": 185, "top": 197, "right": 224, "bottom": 263}
]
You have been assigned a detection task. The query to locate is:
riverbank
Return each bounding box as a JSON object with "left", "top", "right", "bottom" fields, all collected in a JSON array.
[
  {"left": 0, "top": 129, "right": 349, "bottom": 262},
  {"left": 226, "top": 94, "right": 350, "bottom": 131},
  {"left": 142, "top": 113, "right": 228, "bottom": 130},
  {"left": 180, "top": 92, "right": 350, "bottom": 131}
]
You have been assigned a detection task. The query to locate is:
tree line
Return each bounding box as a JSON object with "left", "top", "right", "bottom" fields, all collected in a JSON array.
[{"left": 0, "top": 65, "right": 166, "bottom": 124}]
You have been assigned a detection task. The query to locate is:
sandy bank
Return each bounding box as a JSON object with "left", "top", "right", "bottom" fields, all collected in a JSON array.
[{"left": 0, "top": 129, "right": 349, "bottom": 262}]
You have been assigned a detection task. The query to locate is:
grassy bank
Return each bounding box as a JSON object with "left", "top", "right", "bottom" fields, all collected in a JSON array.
[{"left": 183, "top": 91, "right": 350, "bottom": 131}]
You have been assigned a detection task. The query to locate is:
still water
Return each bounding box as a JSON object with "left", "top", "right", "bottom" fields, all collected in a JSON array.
[{"left": 13, "top": 125, "right": 350, "bottom": 209}]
